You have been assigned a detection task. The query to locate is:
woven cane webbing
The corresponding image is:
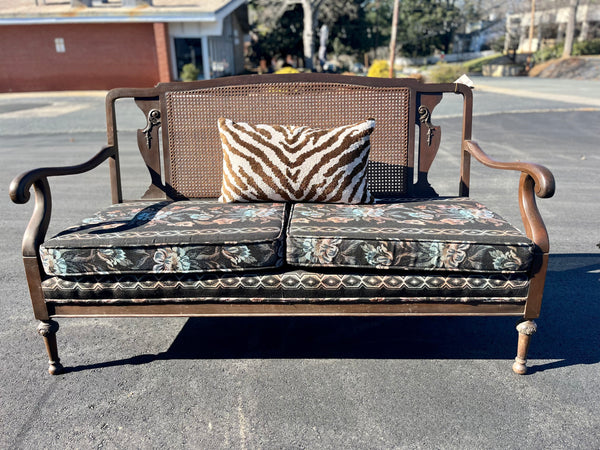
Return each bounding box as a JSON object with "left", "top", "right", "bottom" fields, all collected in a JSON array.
[{"left": 165, "top": 82, "right": 410, "bottom": 198}]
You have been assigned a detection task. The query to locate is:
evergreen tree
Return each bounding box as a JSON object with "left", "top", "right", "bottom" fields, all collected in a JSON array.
[{"left": 250, "top": 0, "right": 484, "bottom": 65}]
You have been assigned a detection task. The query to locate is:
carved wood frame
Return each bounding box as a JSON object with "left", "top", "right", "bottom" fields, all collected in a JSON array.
[{"left": 10, "top": 74, "right": 552, "bottom": 323}]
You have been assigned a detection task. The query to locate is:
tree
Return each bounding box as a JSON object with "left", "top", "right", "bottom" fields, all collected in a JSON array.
[
  {"left": 389, "top": 0, "right": 400, "bottom": 77},
  {"left": 249, "top": 1, "right": 304, "bottom": 65},
  {"left": 299, "top": 0, "right": 322, "bottom": 70},
  {"left": 398, "top": 0, "right": 476, "bottom": 57},
  {"left": 250, "top": 0, "right": 483, "bottom": 66},
  {"left": 327, "top": 2, "right": 372, "bottom": 57},
  {"left": 364, "top": 0, "right": 394, "bottom": 57},
  {"left": 365, "top": 0, "right": 480, "bottom": 58},
  {"left": 562, "top": 0, "right": 580, "bottom": 57},
  {"left": 250, "top": 0, "right": 359, "bottom": 70},
  {"left": 298, "top": 0, "right": 360, "bottom": 69}
]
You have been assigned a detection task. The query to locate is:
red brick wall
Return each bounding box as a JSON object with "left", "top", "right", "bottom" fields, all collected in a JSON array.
[
  {"left": 153, "top": 23, "right": 172, "bottom": 83},
  {"left": 0, "top": 23, "right": 167, "bottom": 92}
]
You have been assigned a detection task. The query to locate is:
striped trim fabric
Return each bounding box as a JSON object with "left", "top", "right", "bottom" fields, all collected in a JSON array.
[
  {"left": 218, "top": 118, "right": 375, "bottom": 204},
  {"left": 41, "top": 270, "right": 529, "bottom": 302}
]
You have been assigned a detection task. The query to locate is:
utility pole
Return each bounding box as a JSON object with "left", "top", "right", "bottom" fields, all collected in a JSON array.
[
  {"left": 528, "top": 0, "right": 536, "bottom": 53},
  {"left": 388, "top": 0, "right": 400, "bottom": 78}
]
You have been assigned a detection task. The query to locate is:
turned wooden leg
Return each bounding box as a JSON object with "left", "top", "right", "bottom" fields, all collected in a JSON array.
[
  {"left": 512, "top": 320, "right": 537, "bottom": 375},
  {"left": 37, "top": 320, "right": 64, "bottom": 375}
]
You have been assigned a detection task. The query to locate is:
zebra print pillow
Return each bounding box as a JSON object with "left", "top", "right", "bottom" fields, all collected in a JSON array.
[{"left": 218, "top": 118, "right": 376, "bottom": 204}]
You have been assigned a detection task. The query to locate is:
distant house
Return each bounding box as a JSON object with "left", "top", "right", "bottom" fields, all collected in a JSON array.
[
  {"left": 0, "top": 0, "right": 248, "bottom": 92},
  {"left": 505, "top": 2, "right": 600, "bottom": 53},
  {"left": 455, "top": 16, "right": 505, "bottom": 54}
]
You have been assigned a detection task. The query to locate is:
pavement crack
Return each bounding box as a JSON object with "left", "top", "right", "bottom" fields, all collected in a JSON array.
[{"left": 9, "top": 379, "right": 59, "bottom": 447}]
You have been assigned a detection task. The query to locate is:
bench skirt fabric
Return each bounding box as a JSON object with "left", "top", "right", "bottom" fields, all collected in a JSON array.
[{"left": 41, "top": 270, "right": 529, "bottom": 304}]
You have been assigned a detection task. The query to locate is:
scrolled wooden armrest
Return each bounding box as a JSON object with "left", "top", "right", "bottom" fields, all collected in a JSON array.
[
  {"left": 9, "top": 145, "right": 116, "bottom": 258},
  {"left": 463, "top": 140, "right": 554, "bottom": 254},
  {"left": 463, "top": 140, "right": 555, "bottom": 198},
  {"left": 9, "top": 145, "right": 116, "bottom": 204}
]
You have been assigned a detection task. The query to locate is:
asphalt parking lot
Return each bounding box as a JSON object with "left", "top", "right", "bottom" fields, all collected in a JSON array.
[{"left": 1, "top": 76, "right": 599, "bottom": 448}]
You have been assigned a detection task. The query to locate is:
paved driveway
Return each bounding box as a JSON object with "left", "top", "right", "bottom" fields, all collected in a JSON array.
[{"left": 1, "top": 77, "right": 598, "bottom": 448}]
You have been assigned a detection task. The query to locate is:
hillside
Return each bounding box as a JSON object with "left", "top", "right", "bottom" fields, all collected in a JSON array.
[{"left": 529, "top": 57, "right": 600, "bottom": 80}]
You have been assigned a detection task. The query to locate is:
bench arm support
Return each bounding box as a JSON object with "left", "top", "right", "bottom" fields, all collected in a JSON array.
[
  {"left": 463, "top": 140, "right": 555, "bottom": 199},
  {"left": 10, "top": 145, "right": 116, "bottom": 205},
  {"left": 9, "top": 145, "right": 116, "bottom": 257},
  {"left": 463, "top": 140, "right": 555, "bottom": 253}
]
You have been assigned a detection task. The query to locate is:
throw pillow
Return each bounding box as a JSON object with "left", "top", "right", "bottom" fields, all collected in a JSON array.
[{"left": 218, "top": 117, "right": 376, "bottom": 204}]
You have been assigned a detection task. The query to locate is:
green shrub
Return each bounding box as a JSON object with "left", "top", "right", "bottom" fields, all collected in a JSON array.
[
  {"left": 573, "top": 38, "right": 600, "bottom": 56},
  {"left": 180, "top": 63, "right": 200, "bottom": 82},
  {"left": 534, "top": 44, "right": 564, "bottom": 63},
  {"left": 534, "top": 39, "right": 600, "bottom": 63},
  {"left": 428, "top": 62, "right": 466, "bottom": 83},
  {"left": 489, "top": 35, "right": 506, "bottom": 53},
  {"left": 367, "top": 60, "right": 391, "bottom": 78},
  {"left": 463, "top": 53, "right": 503, "bottom": 73}
]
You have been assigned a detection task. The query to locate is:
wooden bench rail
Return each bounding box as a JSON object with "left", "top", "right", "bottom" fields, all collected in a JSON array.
[
  {"left": 9, "top": 145, "right": 117, "bottom": 256},
  {"left": 463, "top": 140, "right": 555, "bottom": 198},
  {"left": 9, "top": 145, "right": 117, "bottom": 205},
  {"left": 462, "top": 139, "right": 554, "bottom": 252}
]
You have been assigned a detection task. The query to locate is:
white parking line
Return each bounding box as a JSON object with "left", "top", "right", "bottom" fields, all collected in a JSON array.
[
  {"left": 0, "top": 102, "right": 91, "bottom": 119},
  {"left": 436, "top": 106, "right": 600, "bottom": 119},
  {"left": 475, "top": 84, "right": 600, "bottom": 107}
]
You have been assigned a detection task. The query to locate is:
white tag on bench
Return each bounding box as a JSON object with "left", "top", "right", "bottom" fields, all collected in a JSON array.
[{"left": 454, "top": 74, "right": 474, "bottom": 88}]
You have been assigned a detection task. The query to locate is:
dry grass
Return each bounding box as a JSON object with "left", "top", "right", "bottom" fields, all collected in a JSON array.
[{"left": 528, "top": 59, "right": 556, "bottom": 77}]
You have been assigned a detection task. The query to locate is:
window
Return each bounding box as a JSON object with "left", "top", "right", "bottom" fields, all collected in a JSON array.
[
  {"left": 174, "top": 38, "right": 204, "bottom": 80},
  {"left": 55, "top": 38, "right": 66, "bottom": 53}
]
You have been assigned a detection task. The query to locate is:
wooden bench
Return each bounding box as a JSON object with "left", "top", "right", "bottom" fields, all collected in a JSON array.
[{"left": 9, "top": 74, "right": 555, "bottom": 375}]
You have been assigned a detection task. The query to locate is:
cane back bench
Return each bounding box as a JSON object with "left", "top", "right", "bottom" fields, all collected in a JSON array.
[{"left": 9, "top": 73, "right": 555, "bottom": 375}]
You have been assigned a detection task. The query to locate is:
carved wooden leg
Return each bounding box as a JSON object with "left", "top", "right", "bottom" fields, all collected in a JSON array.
[
  {"left": 512, "top": 320, "right": 537, "bottom": 375},
  {"left": 37, "top": 320, "right": 64, "bottom": 375}
]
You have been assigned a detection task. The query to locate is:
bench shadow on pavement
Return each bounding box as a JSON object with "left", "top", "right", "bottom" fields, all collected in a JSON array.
[{"left": 65, "top": 253, "right": 599, "bottom": 374}]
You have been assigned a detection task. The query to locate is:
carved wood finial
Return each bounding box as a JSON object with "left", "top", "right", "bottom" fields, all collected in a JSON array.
[
  {"left": 418, "top": 105, "right": 435, "bottom": 146},
  {"left": 142, "top": 109, "right": 161, "bottom": 149}
]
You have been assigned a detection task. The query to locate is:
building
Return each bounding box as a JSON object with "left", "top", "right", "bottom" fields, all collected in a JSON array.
[
  {"left": 0, "top": 0, "right": 248, "bottom": 92},
  {"left": 505, "top": 2, "right": 600, "bottom": 53}
]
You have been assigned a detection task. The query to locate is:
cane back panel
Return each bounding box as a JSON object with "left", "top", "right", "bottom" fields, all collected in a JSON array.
[{"left": 164, "top": 82, "right": 411, "bottom": 199}]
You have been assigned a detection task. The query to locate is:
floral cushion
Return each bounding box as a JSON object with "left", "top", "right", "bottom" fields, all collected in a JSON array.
[
  {"left": 40, "top": 200, "right": 287, "bottom": 276},
  {"left": 286, "top": 199, "right": 535, "bottom": 274},
  {"left": 218, "top": 118, "right": 375, "bottom": 203}
]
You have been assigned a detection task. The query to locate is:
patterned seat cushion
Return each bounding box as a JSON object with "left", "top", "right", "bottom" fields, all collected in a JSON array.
[
  {"left": 286, "top": 199, "right": 535, "bottom": 274},
  {"left": 40, "top": 200, "right": 287, "bottom": 276}
]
